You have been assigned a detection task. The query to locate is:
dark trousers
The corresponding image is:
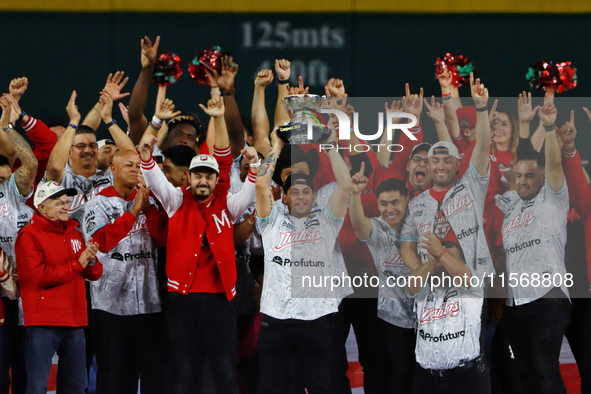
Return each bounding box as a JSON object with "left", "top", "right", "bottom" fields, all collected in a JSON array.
[
  {"left": 411, "top": 362, "right": 483, "bottom": 394},
  {"left": 490, "top": 317, "right": 522, "bottom": 394},
  {"left": 0, "top": 298, "right": 26, "bottom": 394},
  {"left": 329, "top": 297, "right": 390, "bottom": 394},
  {"left": 26, "top": 326, "right": 87, "bottom": 394},
  {"left": 166, "top": 292, "right": 237, "bottom": 394},
  {"left": 504, "top": 289, "right": 571, "bottom": 394},
  {"left": 258, "top": 314, "right": 331, "bottom": 394},
  {"left": 92, "top": 310, "right": 166, "bottom": 394},
  {"left": 381, "top": 320, "right": 416, "bottom": 394},
  {"left": 565, "top": 297, "right": 591, "bottom": 394}
]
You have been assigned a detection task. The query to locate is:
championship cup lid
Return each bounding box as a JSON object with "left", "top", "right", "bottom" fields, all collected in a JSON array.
[
  {"left": 34, "top": 181, "right": 77, "bottom": 209},
  {"left": 428, "top": 141, "right": 460, "bottom": 160},
  {"left": 189, "top": 154, "right": 219, "bottom": 174},
  {"left": 97, "top": 139, "right": 116, "bottom": 150}
]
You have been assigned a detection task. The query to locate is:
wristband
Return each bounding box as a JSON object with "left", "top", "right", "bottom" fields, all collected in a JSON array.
[
  {"left": 325, "top": 141, "right": 338, "bottom": 152},
  {"left": 434, "top": 246, "right": 447, "bottom": 262},
  {"left": 18, "top": 110, "right": 27, "bottom": 121},
  {"left": 544, "top": 123, "right": 556, "bottom": 131},
  {"left": 224, "top": 90, "right": 235, "bottom": 97},
  {"left": 475, "top": 106, "right": 488, "bottom": 112},
  {"left": 104, "top": 119, "right": 117, "bottom": 128},
  {"left": 148, "top": 121, "right": 161, "bottom": 131},
  {"left": 69, "top": 123, "right": 78, "bottom": 130},
  {"left": 152, "top": 115, "right": 163, "bottom": 127},
  {"left": 249, "top": 159, "right": 262, "bottom": 168},
  {"left": 211, "top": 90, "right": 221, "bottom": 97},
  {"left": 441, "top": 92, "right": 452, "bottom": 98},
  {"left": 278, "top": 79, "right": 289, "bottom": 85},
  {"left": 442, "top": 96, "right": 452, "bottom": 101}
]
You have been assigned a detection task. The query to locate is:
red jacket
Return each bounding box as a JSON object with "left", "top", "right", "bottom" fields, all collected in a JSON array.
[{"left": 15, "top": 211, "right": 102, "bottom": 327}]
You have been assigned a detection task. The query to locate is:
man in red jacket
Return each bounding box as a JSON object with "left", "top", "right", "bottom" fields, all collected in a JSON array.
[{"left": 15, "top": 181, "right": 102, "bottom": 394}]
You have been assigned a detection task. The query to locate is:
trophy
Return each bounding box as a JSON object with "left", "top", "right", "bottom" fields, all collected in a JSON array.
[{"left": 278, "top": 94, "right": 330, "bottom": 144}]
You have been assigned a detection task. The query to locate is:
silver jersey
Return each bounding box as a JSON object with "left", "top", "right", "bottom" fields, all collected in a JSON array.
[{"left": 0, "top": 176, "right": 33, "bottom": 269}]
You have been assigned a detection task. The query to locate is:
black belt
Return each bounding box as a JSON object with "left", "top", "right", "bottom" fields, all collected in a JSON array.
[{"left": 425, "top": 357, "right": 483, "bottom": 377}]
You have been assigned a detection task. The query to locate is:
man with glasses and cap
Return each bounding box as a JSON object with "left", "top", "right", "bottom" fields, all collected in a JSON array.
[{"left": 15, "top": 181, "right": 103, "bottom": 394}]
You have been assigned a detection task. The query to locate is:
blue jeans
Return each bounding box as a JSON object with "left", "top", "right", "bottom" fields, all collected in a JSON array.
[{"left": 26, "top": 326, "right": 87, "bottom": 394}]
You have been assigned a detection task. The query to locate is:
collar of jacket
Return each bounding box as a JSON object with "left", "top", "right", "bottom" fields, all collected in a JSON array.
[
  {"left": 32, "top": 211, "right": 79, "bottom": 234},
  {"left": 99, "top": 185, "right": 137, "bottom": 201}
]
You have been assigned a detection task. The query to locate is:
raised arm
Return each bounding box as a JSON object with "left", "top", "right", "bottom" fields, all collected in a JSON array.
[
  {"left": 274, "top": 59, "right": 292, "bottom": 129},
  {"left": 46, "top": 91, "right": 80, "bottom": 183},
  {"left": 255, "top": 132, "right": 284, "bottom": 219},
  {"left": 349, "top": 162, "right": 373, "bottom": 240},
  {"left": 438, "top": 68, "right": 462, "bottom": 139},
  {"left": 377, "top": 100, "right": 402, "bottom": 167},
  {"left": 470, "top": 73, "right": 491, "bottom": 176},
  {"left": 538, "top": 96, "right": 563, "bottom": 192},
  {"left": 252, "top": 69, "right": 274, "bottom": 156},
  {"left": 6, "top": 126, "right": 37, "bottom": 196},
  {"left": 99, "top": 91, "right": 135, "bottom": 151},
  {"left": 128, "top": 36, "right": 160, "bottom": 144},
  {"left": 424, "top": 96, "right": 452, "bottom": 143},
  {"left": 326, "top": 141, "right": 354, "bottom": 220},
  {"left": 0, "top": 99, "right": 16, "bottom": 162},
  {"left": 199, "top": 97, "right": 229, "bottom": 150}
]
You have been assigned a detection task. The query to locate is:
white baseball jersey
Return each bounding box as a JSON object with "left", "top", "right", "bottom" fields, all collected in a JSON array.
[
  {"left": 413, "top": 271, "right": 484, "bottom": 370},
  {"left": 401, "top": 162, "right": 493, "bottom": 278},
  {"left": 256, "top": 203, "right": 346, "bottom": 320},
  {"left": 496, "top": 180, "right": 570, "bottom": 306},
  {"left": 42, "top": 164, "right": 113, "bottom": 225},
  {"left": 362, "top": 217, "right": 414, "bottom": 329},
  {"left": 82, "top": 192, "right": 161, "bottom": 316},
  {"left": 0, "top": 176, "right": 34, "bottom": 269}
]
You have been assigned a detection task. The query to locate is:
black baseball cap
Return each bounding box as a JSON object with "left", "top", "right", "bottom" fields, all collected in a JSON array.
[{"left": 284, "top": 173, "right": 315, "bottom": 193}]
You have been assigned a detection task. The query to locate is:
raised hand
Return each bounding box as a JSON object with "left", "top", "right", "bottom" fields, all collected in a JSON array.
[
  {"left": 255, "top": 69, "right": 274, "bottom": 88},
  {"left": 99, "top": 91, "right": 114, "bottom": 121},
  {"left": 423, "top": 96, "right": 445, "bottom": 124},
  {"left": 436, "top": 67, "right": 453, "bottom": 91},
  {"left": 241, "top": 146, "right": 259, "bottom": 164},
  {"left": 489, "top": 99, "right": 500, "bottom": 128},
  {"left": 0, "top": 98, "right": 11, "bottom": 127},
  {"left": 419, "top": 232, "right": 445, "bottom": 258},
  {"left": 103, "top": 71, "right": 130, "bottom": 101},
  {"left": 9, "top": 77, "right": 28, "bottom": 101},
  {"left": 79, "top": 237, "right": 99, "bottom": 269},
  {"left": 351, "top": 161, "right": 368, "bottom": 193},
  {"left": 140, "top": 36, "right": 160, "bottom": 68},
  {"left": 216, "top": 56, "right": 239, "bottom": 93},
  {"left": 118, "top": 102, "right": 130, "bottom": 126},
  {"left": 470, "top": 72, "right": 489, "bottom": 108},
  {"left": 287, "top": 76, "right": 309, "bottom": 95},
  {"left": 139, "top": 133, "right": 158, "bottom": 158},
  {"left": 326, "top": 78, "right": 346, "bottom": 98},
  {"left": 402, "top": 83, "right": 424, "bottom": 119},
  {"left": 583, "top": 107, "right": 591, "bottom": 124},
  {"left": 517, "top": 91, "right": 540, "bottom": 123},
  {"left": 275, "top": 59, "right": 291, "bottom": 81},
  {"left": 155, "top": 98, "right": 181, "bottom": 120},
  {"left": 2, "top": 94, "right": 23, "bottom": 119},
  {"left": 538, "top": 93, "right": 557, "bottom": 127},
  {"left": 66, "top": 91, "right": 81, "bottom": 123},
  {"left": 556, "top": 110, "right": 577, "bottom": 150},
  {"left": 131, "top": 186, "right": 151, "bottom": 217},
  {"left": 199, "top": 96, "right": 225, "bottom": 118}
]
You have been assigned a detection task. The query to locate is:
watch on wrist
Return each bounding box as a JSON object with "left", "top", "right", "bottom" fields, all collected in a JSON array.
[
  {"left": 18, "top": 110, "right": 27, "bottom": 121},
  {"left": 2, "top": 123, "right": 14, "bottom": 132},
  {"left": 104, "top": 119, "right": 117, "bottom": 128}
]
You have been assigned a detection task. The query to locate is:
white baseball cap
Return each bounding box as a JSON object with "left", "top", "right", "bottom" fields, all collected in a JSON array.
[
  {"left": 34, "top": 181, "right": 77, "bottom": 209},
  {"left": 189, "top": 154, "right": 219, "bottom": 174},
  {"left": 97, "top": 139, "right": 116, "bottom": 150},
  {"left": 428, "top": 141, "right": 461, "bottom": 160}
]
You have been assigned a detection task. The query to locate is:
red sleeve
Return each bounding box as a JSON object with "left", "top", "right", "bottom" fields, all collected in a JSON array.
[
  {"left": 83, "top": 260, "right": 103, "bottom": 281},
  {"left": 213, "top": 146, "right": 233, "bottom": 196},
  {"left": 21, "top": 117, "right": 58, "bottom": 184},
  {"left": 452, "top": 135, "right": 474, "bottom": 157},
  {"left": 562, "top": 147, "right": 591, "bottom": 219},
  {"left": 145, "top": 205, "right": 168, "bottom": 247},
  {"left": 91, "top": 211, "right": 137, "bottom": 253},
  {"left": 16, "top": 232, "right": 83, "bottom": 289},
  {"left": 199, "top": 142, "right": 210, "bottom": 155}
]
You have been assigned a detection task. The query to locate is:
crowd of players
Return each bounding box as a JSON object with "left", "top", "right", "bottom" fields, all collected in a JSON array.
[{"left": 0, "top": 34, "right": 590, "bottom": 394}]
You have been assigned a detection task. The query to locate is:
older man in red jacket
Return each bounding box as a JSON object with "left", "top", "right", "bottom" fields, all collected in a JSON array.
[{"left": 15, "top": 181, "right": 102, "bottom": 394}]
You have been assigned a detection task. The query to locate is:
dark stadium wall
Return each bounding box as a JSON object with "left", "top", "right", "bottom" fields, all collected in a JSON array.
[{"left": 1, "top": 12, "right": 590, "bottom": 156}]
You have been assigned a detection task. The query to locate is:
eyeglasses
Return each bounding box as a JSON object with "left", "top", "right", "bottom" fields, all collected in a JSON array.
[
  {"left": 411, "top": 156, "right": 429, "bottom": 164},
  {"left": 71, "top": 143, "right": 99, "bottom": 150}
]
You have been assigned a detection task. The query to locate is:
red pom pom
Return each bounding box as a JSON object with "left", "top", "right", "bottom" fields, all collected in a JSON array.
[
  {"left": 526, "top": 61, "right": 577, "bottom": 93},
  {"left": 435, "top": 53, "right": 474, "bottom": 88},
  {"left": 188, "top": 46, "right": 229, "bottom": 86},
  {"left": 151, "top": 53, "right": 183, "bottom": 87}
]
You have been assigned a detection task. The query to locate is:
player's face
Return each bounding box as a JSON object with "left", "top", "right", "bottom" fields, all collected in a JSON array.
[
  {"left": 162, "top": 158, "right": 188, "bottom": 188},
  {"left": 70, "top": 134, "right": 98, "bottom": 169},
  {"left": 280, "top": 162, "right": 310, "bottom": 184},
  {"left": 98, "top": 145, "right": 119, "bottom": 171},
  {"left": 492, "top": 113, "right": 513, "bottom": 146},
  {"left": 407, "top": 151, "right": 430, "bottom": 192},
  {"left": 428, "top": 154, "right": 459, "bottom": 188},
  {"left": 190, "top": 169, "right": 218, "bottom": 202},
  {"left": 377, "top": 190, "right": 408, "bottom": 230},
  {"left": 40, "top": 194, "right": 70, "bottom": 222},
  {"left": 515, "top": 160, "right": 545, "bottom": 201},
  {"left": 284, "top": 184, "right": 315, "bottom": 218},
  {"left": 112, "top": 151, "right": 141, "bottom": 188},
  {"left": 169, "top": 124, "right": 197, "bottom": 149},
  {"left": 0, "top": 165, "right": 12, "bottom": 184}
]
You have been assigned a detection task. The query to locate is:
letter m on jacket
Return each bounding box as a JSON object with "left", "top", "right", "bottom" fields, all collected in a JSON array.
[{"left": 213, "top": 209, "right": 231, "bottom": 234}]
